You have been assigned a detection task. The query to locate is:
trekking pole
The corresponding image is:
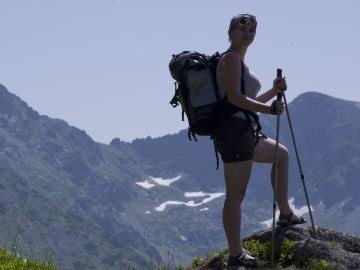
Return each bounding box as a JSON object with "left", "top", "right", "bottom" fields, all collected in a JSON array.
[
  {"left": 282, "top": 92, "right": 316, "bottom": 235},
  {"left": 271, "top": 69, "right": 283, "bottom": 270}
]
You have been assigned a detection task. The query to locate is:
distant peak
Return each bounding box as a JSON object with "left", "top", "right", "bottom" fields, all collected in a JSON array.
[
  {"left": 110, "top": 137, "right": 126, "bottom": 146},
  {"left": 294, "top": 91, "right": 356, "bottom": 103},
  {"left": 0, "top": 83, "right": 40, "bottom": 120},
  {"left": 0, "top": 84, "right": 21, "bottom": 101},
  {"left": 0, "top": 84, "right": 15, "bottom": 99},
  {"left": 290, "top": 91, "right": 359, "bottom": 110}
]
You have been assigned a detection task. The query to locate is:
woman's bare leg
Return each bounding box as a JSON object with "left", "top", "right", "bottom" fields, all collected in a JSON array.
[
  {"left": 223, "top": 160, "right": 253, "bottom": 256},
  {"left": 254, "top": 137, "right": 302, "bottom": 220}
]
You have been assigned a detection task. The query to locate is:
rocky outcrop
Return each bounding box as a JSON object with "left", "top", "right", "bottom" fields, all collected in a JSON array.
[{"left": 190, "top": 226, "right": 360, "bottom": 270}]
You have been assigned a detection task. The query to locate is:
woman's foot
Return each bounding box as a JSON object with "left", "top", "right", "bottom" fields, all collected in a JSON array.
[
  {"left": 277, "top": 211, "right": 306, "bottom": 227},
  {"left": 227, "top": 250, "right": 264, "bottom": 269}
]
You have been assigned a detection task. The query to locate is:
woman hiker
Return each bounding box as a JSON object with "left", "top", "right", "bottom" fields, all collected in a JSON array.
[{"left": 213, "top": 13, "right": 306, "bottom": 269}]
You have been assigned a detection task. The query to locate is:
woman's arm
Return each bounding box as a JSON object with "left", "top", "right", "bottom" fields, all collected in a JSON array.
[
  {"left": 256, "top": 77, "right": 287, "bottom": 103},
  {"left": 219, "top": 52, "right": 273, "bottom": 114},
  {"left": 256, "top": 88, "right": 277, "bottom": 103}
]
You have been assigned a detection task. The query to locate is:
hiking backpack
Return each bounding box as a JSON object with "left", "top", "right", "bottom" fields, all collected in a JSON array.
[
  {"left": 169, "top": 50, "right": 262, "bottom": 168},
  {"left": 169, "top": 51, "right": 227, "bottom": 140},
  {"left": 169, "top": 50, "right": 261, "bottom": 140}
]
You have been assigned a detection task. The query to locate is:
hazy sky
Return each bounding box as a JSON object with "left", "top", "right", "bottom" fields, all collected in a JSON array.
[{"left": 1, "top": 1, "right": 359, "bottom": 143}]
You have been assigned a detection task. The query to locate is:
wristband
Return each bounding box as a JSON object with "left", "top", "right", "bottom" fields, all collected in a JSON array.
[{"left": 270, "top": 100, "right": 277, "bottom": 115}]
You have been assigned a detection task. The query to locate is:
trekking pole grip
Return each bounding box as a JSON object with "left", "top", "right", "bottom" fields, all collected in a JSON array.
[{"left": 277, "top": 68, "right": 283, "bottom": 101}]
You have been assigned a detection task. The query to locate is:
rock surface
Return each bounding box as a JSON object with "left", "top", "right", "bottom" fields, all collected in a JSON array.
[{"left": 189, "top": 226, "right": 360, "bottom": 270}]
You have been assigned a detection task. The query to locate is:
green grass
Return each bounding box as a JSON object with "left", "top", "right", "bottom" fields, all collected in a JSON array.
[
  {"left": 191, "top": 256, "right": 202, "bottom": 267},
  {"left": 0, "top": 234, "right": 57, "bottom": 270},
  {"left": 278, "top": 238, "right": 295, "bottom": 267},
  {"left": 0, "top": 247, "right": 56, "bottom": 270},
  {"left": 304, "top": 259, "right": 338, "bottom": 270},
  {"left": 241, "top": 239, "right": 271, "bottom": 261}
]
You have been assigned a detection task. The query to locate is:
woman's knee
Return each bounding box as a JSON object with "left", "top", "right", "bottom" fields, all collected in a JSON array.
[
  {"left": 225, "top": 191, "right": 246, "bottom": 204},
  {"left": 279, "top": 145, "right": 289, "bottom": 166}
]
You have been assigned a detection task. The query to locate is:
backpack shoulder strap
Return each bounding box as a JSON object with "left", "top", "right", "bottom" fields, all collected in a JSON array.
[
  {"left": 218, "top": 50, "right": 246, "bottom": 95},
  {"left": 240, "top": 60, "right": 246, "bottom": 95}
]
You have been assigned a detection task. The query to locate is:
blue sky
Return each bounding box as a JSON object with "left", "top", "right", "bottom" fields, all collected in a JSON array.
[{"left": 1, "top": 0, "right": 359, "bottom": 143}]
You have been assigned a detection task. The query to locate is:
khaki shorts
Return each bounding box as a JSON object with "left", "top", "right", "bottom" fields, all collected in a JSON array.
[{"left": 213, "top": 116, "right": 256, "bottom": 163}]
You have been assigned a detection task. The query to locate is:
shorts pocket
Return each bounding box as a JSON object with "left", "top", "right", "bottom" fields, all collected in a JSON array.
[{"left": 214, "top": 118, "right": 255, "bottom": 162}]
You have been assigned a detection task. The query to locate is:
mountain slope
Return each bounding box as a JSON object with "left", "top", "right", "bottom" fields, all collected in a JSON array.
[
  {"left": 131, "top": 91, "right": 360, "bottom": 237},
  {"left": 1, "top": 83, "right": 360, "bottom": 269},
  {"left": 281, "top": 92, "right": 360, "bottom": 207},
  {"left": 0, "top": 84, "right": 159, "bottom": 269}
]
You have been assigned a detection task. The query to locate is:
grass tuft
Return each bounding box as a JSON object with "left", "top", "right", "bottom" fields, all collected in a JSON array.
[
  {"left": 304, "top": 258, "right": 338, "bottom": 270},
  {"left": 241, "top": 239, "right": 271, "bottom": 261},
  {"left": 0, "top": 247, "right": 56, "bottom": 270},
  {"left": 279, "top": 238, "right": 295, "bottom": 267}
]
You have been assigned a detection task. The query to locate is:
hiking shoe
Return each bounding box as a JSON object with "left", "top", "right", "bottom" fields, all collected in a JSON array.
[
  {"left": 227, "top": 251, "right": 259, "bottom": 269},
  {"left": 277, "top": 212, "right": 306, "bottom": 227}
]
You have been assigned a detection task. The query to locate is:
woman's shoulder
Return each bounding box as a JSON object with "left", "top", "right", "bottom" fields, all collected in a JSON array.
[
  {"left": 221, "top": 51, "right": 240, "bottom": 61},
  {"left": 218, "top": 51, "right": 242, "bottom": 72}
]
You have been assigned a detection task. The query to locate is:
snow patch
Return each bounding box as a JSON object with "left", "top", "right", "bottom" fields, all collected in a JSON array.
[
  {"left": 150, "top": 175, "right": 182, "bottom": 186},
  {"left": 135, "top": 180, "right": 155, "bottom": 189},
  {"left": 200, "top": 208, "right": 209, "bottom": 212},
  {"left": 185, "top": 191, "right": 224, "bottom": 202},
  {"left": 155, "top": 200, "right": 196, "bottom": 211},
  {"left": 145, "top": 211, "right": 151, "bottom": 214},
  {"left": 180, "top": 235, "right": 187, "bottom": 241},
  {"left": 135, "top": 175, "right": 182, "bottom": 189},
  {"left": 185, "top": 191, "right": 208, "bottom": 197},
  {"left": 201, "top": 193, "right": 224, "bottom": 204},
  {"left": 155, "top": 192, "right": 224, "bottom": 211}
]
